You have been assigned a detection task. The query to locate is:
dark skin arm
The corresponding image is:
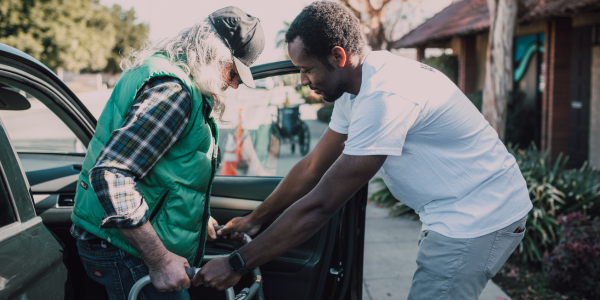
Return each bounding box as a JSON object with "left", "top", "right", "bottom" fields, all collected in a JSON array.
[
  {"left": 215, "top": 128, "right": 347, "bottom": 240},
  {"left": 195, "top": 153, "right": 387, "bottom": 290}
]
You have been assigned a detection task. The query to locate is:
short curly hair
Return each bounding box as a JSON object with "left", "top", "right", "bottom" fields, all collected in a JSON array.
[{"left": 285, "top": 1, "right": 367, "bottom": 68}]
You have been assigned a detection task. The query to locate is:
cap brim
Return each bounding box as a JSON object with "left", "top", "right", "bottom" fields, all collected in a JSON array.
[{"left": 233, "top": 56, "right": 255, "bottom": 88}]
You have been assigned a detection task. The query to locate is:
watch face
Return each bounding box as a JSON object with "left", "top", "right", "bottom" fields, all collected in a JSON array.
[
  {"left": 229, "top": 252, "right": 245, "bottom": 271},
  {"left": 229, "top": 251, "right": 250, "bottom": 276}
]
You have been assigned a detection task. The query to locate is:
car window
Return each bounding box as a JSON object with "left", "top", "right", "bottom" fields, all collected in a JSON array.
[
  {"left": 0, "top": 169, "right": 17, "bottom": 228},
  {"left": 0, "top": 85, "right": 86, "bottom": 153},
  {"left": 216, "top": 73, "right": 328, "bottom": 177}
]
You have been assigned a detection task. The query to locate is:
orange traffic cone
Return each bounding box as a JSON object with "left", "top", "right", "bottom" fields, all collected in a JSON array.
[
  {"left": 236, "top": 108, "right": 243, "bottom": 163},
  {"left": 221, "top": 133, "right": 237, "bottom": 176}
]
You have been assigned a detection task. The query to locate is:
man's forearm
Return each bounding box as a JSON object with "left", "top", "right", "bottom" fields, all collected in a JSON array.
[
  {"left": 241, "top": 178, "right": 338, "bottom": 269},
  {"left": 245, "top": 128, "right": 347, "bottom": 226},
  {"left": 240, "top": 154, "right": 387, "bottom": 269},
  {"left": 119, "top": 222, "right": 169, "bottom": 267}
]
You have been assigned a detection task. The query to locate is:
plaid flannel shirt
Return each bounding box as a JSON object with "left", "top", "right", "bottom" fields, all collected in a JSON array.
[{"left": 71, "top": 77, "right": 192, "bottom": 240}]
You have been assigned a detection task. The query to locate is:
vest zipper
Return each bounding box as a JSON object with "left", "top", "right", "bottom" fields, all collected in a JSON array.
[
  {"left": 193, "top": 156, "right": 216, "bottom": 267},
  {"left": 149, "top": 190, "right": 170, "bottom": 221},
  {"left": 193, "top": 112, "right": 217, "bottom": 267}
]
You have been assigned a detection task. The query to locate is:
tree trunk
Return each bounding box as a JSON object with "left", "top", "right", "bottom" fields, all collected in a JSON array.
[
  {"left": 339, "top": 0, "right": 393, "bottom": 50},
  {"left": 482, "top": 0, "right": 518, "bottom": 141}
]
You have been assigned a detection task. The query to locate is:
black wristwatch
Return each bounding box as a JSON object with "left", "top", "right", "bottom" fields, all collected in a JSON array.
[{"left": 228, "top": 250, "right": 250, "bottom": 276}]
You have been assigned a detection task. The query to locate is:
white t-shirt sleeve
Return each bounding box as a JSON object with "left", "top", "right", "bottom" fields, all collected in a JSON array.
[
  {"left": 343, "top": 93, "right": 420, "bottom": 156},
  {"left": 328, "top": 100, "right": 350, "bottom": 134}
]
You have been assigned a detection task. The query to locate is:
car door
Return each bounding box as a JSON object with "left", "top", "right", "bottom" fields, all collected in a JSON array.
[
  {"left": 0, "top": 42, "right": 367, "bottom": 300},
  {"left": 0, "top": 107, "right": 68, "bottom": 299},
  {"left": 195, "top": 60, "right": 367, "bottom": 300},
  {"left": 0, "top": 44, "right": 103, "bottom": 300}
]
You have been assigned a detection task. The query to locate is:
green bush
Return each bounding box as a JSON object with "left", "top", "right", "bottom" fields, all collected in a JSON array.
[
  {"left": 510, "top": 143, "right": 567, "bottom": 263},
  {"left": 316, "top": 104, "right": 334, "bottom": 123},
  {"left": 543, "top": 212, "right": 600, "bottom": 298},
  {"left": 369, "top": 178, "right": 414, "bottom": 216},
  {"left": 509, "top": 143, "right": 600, "bottom": 263},
  {"left": 466, "top": 90, "right": 536, "bottom": 147},
  {"left": 466, "top": 90, "right": 483, "bottom": 111},
  {"left": 295, "top": 84, "right": 323, "bottom": 104},
  {"left": 421, "top": 54, "right": 458, "bottom": 84}
]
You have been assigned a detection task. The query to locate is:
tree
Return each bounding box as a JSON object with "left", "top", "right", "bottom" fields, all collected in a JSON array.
[
  {"left": 0, "top": 0, "right": 148, "bottom": 73},
  {"left": 338, "top": 0, "right": 398, "bottom": 50},
  {"left": 481, "top": 0, "right": 518, "bottom": 141},
  {"left": 101, "top": 4, "right": 149, "bottom": 73},
  {"left": 275, "top": 21, "right": 291, "bottom": 59}
]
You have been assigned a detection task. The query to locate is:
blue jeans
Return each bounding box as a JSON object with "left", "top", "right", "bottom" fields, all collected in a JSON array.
[{"left": 77, "top": 239, "right": 190, "bottom": 300}]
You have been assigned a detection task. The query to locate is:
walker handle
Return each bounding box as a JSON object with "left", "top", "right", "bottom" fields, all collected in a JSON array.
[{"left": 185, "top": 267, "right": 198, "bottom": 279}]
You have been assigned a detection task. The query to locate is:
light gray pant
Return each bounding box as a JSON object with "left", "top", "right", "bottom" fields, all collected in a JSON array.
[{"left": 407, "top": 215, "right": 527, "bottom": 300}]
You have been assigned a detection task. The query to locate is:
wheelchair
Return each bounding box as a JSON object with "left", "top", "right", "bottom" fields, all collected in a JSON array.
[{"left": 270, "top": 105, "right": 310, "bottom": 156}]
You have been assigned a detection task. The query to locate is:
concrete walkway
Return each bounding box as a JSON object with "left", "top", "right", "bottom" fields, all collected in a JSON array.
[{"left": 362, "top": 204, "right": 512, "bottom": 300}]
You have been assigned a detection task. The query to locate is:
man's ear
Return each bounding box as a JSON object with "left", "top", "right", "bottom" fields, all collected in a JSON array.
[{"left": 330, "top": 46, "right": 347, "bottom": 67}]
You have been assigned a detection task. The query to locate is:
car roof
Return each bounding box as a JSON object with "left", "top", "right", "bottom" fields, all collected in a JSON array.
[{"left": 0, "top": 43, "right": 56, "bottom": 75}]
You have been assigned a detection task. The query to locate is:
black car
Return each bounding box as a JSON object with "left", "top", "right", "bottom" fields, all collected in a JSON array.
[{"left": 0, "top": 43, "right": 367, "bottom": 300}]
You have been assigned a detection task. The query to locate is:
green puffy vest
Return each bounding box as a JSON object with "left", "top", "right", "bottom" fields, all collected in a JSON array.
[{"left": 71, "top": 54, "right": 218, "bottom": 267}]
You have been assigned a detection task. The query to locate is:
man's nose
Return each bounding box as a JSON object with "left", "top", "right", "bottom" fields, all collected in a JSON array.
[
  {"left": 228, "top": 74, "right": 240, "bottom": 89},
  {"left": 301, "top": 73, "right": 310, "bottom": 86}
]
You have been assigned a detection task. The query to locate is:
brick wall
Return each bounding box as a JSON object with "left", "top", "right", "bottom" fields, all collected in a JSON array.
[{"left": 541, "top": 18, "right": 571, "bottom": 162}]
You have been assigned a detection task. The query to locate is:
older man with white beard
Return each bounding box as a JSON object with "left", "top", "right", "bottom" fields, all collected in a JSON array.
[{"left": 69, "top": 7, "right": 264, "bottom": 299}]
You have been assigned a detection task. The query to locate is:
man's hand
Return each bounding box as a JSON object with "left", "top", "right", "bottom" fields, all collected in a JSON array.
[
  {"left": 207, "top": 216, "right": 219, "bottom": 241},
  {"left": 147, "top": 251, "right": 191, "bottom": 292},
  {"left": 192, "top": 257, "right": 241, "bottom": 290},
  {"left": 119, "top": 222, "right": 191, "bottom": 292},
  {"left": 217, "top": 215, "right": 262, "bottom": 241}
]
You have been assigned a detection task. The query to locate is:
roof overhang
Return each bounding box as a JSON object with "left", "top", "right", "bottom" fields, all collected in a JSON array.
[{"left": 393, "top": 0, "right": 600, "bottom": 49}]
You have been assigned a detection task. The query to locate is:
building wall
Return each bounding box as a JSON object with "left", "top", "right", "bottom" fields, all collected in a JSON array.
[
  {"left": 590, "top": 46, "right": 600, "bottom": 169},
  {"left": 475, "top": 32, "right": 488, "bottom": 91}
]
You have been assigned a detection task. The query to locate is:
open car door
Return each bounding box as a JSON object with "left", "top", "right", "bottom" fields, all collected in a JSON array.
[
  {"left": 0, "top": 44, "right": 367, "bottom": 300},
  {"left": 195, "top": 61, "right": 367, "bottom": 300}
]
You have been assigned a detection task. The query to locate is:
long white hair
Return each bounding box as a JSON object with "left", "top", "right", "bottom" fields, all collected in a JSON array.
[{"left": 120, "top": 18, "right": 232, "bottom": 120}]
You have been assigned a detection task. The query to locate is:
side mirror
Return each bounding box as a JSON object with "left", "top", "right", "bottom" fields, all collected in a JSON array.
[{"left": 0, "top": 84, "right": 31, "bottom": 111}]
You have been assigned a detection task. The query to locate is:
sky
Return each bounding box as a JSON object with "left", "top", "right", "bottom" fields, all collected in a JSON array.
[
  {"left": 100, "top": 0, "right": 311, "bottom": 64},
  {"left": 99, "top": 0, "right": 453, "bottom": 64}
]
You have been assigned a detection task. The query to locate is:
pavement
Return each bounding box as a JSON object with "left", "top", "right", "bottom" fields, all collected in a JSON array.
[{"left": 362, "top": 204, "right": 512, "bottom": 300}]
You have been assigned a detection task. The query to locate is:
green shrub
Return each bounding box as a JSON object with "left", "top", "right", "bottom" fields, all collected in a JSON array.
[
  {"left": 369, "top": 178, "right": 414, "bottom": 216},
  {"left": 543, "top": 212, "right": 600, "bottom": 298},
  {"left": 316, "top": 104, "right": 334, "bottom": 123},
  {"left": 466, "top": 90, "right": 483, "bottom": 111},
  {"left": 295, "top": 84, "right": 323, "bottom": 104},
  {"left": 421, "top": 54, "right": 458, "bottom": 84},
  {"left": 510, "top": 143, "right": 600, "bottom": 264},
  {"left": 466, "top": 90, "right": 535, "bottom": 147},
  {"left": 510, "top": 143, "right": 567, "bottom": 263}
]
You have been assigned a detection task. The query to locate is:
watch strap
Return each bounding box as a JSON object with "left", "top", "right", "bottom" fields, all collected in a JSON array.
[{"left": 228, "top": 250, "right": 250, "bottom": 276}]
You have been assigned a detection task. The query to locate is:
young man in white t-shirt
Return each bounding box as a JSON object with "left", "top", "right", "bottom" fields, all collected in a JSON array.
[{"left": 197, "top": 2, "right": 532, "bottom": 298}]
